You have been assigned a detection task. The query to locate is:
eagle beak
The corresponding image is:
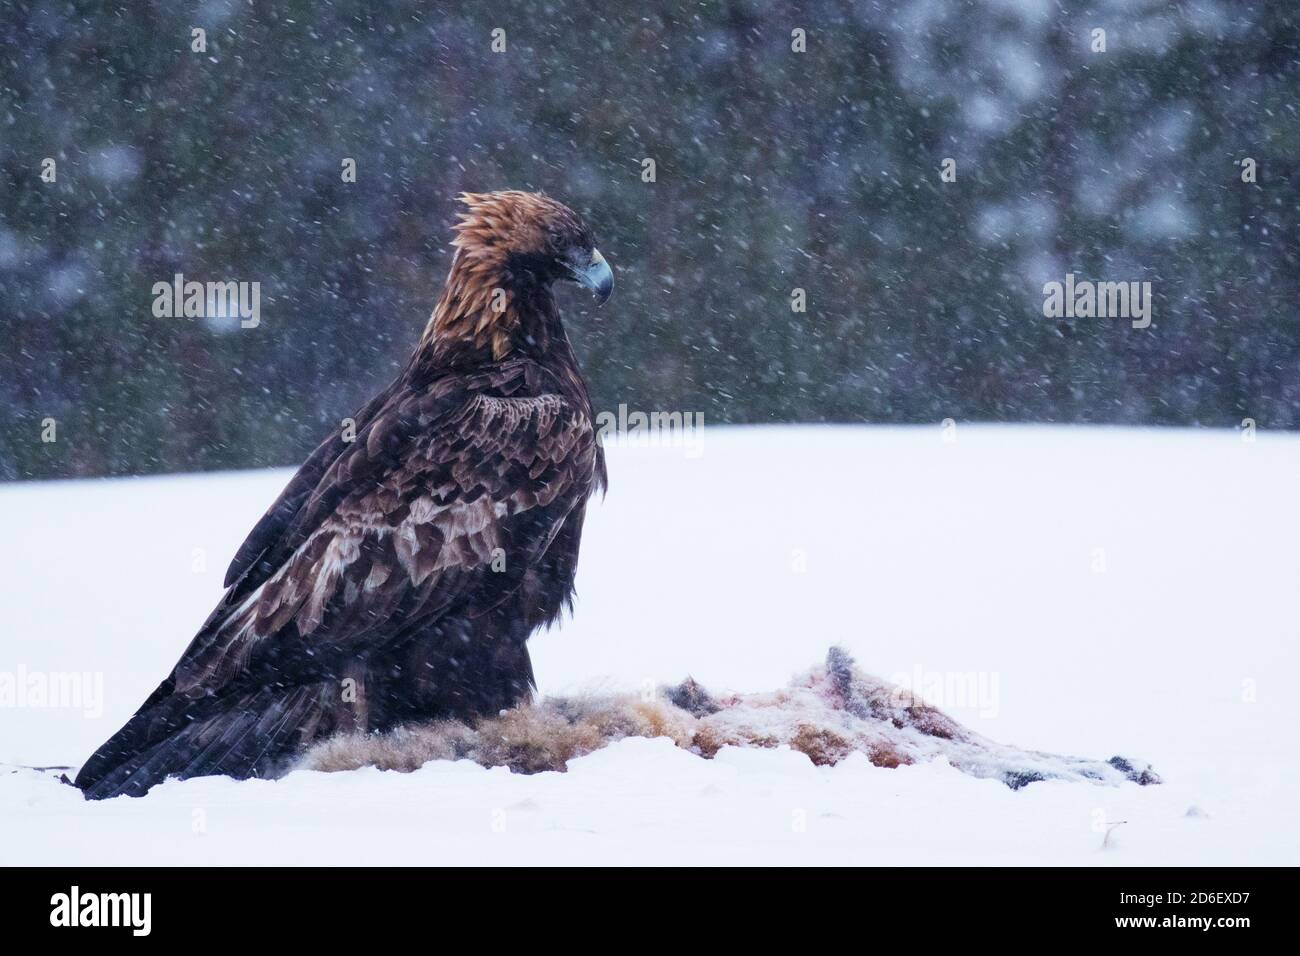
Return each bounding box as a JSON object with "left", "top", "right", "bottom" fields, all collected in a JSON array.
[{"left": 571, "top": 249, "right": 613, "bottom": 306}]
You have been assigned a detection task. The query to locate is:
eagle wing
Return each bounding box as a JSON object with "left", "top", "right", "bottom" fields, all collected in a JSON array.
[
  {"left": 177, "top": 385, "right": 595, "bottom": 691},
  {"left": 220, "top": 374, "right": 405, "bottom": 594},
  {"left": 75, "top": 365, "right": 598, "bottom": 797}
]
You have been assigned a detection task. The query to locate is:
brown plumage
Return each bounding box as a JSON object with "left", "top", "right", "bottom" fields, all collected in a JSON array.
[{"left": 75, "top": 191, "right": 613, "bottom": 799}]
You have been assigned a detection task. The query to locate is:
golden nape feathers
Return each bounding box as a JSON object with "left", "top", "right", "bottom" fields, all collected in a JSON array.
[{"left": 422, "top": 191, "right": 605, "bottom": 364}]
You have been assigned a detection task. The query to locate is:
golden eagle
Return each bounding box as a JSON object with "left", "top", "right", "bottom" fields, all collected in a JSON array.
[{"left": 75, "top": 191, "right": 613, "bottom": 799}]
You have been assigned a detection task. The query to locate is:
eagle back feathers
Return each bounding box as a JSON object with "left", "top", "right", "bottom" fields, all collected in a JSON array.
[{"left": 177, "top": 364, "right": 600, "bottom": 693}]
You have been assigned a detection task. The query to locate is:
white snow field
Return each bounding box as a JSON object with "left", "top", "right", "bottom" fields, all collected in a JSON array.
[{"left": 2, "top": 425, "right": 1297, "bottom": 866}]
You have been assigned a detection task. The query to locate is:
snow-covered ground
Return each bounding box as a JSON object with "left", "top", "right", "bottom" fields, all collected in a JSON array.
[{"left": 2, "top": 425, "right": 1297, "bottom": 865}]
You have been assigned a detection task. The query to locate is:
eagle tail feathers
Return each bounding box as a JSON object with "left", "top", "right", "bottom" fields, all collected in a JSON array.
[{"left": 75, "top": 682, "right": 333, "bottom": 800}]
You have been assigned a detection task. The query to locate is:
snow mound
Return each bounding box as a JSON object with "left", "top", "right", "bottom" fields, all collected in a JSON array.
[{"left": 303, "top": 647, "right": 1158, "bottom": 790}]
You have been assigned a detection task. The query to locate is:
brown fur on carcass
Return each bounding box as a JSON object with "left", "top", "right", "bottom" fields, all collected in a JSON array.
[{"left": 303, "top": 648, "right": 1160, "bottom": 790}]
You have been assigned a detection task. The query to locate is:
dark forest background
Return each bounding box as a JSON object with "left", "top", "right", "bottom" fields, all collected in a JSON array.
[{"left": 2, "top": 0, "right": 1297, "bottom": 481}]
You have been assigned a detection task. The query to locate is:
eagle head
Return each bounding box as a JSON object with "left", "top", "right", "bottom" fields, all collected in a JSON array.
[
  {"left": 424, "top": 190, "right": 613, "bottom": 365},
  {"left": 452, "top": 191, "right": 613, "bottom": 306}
]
